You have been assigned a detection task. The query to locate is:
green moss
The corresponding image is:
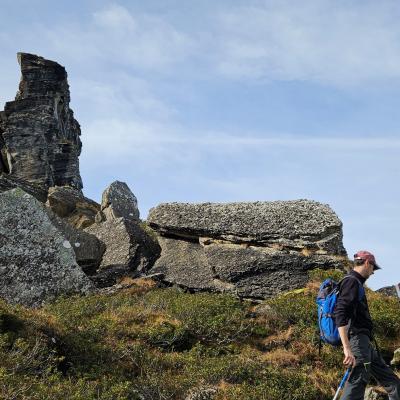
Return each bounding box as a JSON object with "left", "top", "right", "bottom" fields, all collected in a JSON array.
[{"left": 0, "top": 276, "right": 398, "bottom": 399}]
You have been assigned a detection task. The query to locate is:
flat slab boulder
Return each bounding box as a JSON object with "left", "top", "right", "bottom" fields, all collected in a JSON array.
[
  {"left": 150, "top": 238, "right": 344, "bottom": 298},
  {"left": 0, "top": 189, "right": 94, "bottom": 307},
  {"left": 147, "top": 200, "right": 347, "bottom": 299},
  {"left": 148, "top": 200, "right": 346, "bottom": 254}
]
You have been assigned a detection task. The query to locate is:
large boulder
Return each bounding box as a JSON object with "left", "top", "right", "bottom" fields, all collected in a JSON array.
[
  {"left": 46, "top": 209, "right": 105, "bottom": 275},
  {"left": 0, "top": 189, "right": 94, "bottom": 307},
  {"left": 147, "top": 200, "right": 347, "bottom": 299},
  {"left": 85, "top": 218, "right": 160, "bottom": 287},
  {"left": 46, "top": 186, "right": 100, "bottom": 229},
  {"left": 0, "top": 53, "right": 82, "bottom": 191},
  {"left": 97, "top": 180, "right": 140, "bottom": 222},
  {"left": 148, "top": 201, "right": 346, "bottom": 254}
]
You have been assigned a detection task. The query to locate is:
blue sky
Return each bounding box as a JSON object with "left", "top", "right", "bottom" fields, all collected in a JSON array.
[{"left": 1, "top": 0, "right": 399, "bottom": 289}]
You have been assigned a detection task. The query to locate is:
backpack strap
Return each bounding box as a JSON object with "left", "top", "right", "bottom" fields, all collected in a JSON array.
[{"left": 338, "top": 275, "right": 364, "bottom": 301}]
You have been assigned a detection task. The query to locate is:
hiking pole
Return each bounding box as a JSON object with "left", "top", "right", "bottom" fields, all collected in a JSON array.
[{"left": 332, "top": 368, "right": 351, "bottom": 400}]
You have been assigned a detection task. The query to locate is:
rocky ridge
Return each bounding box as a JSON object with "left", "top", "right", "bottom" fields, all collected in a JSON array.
[
  {"left": 0, "top": 52, "right": 356, "bottom": 306},
  {"left": 0, "top": 54, "right": 159, "bottom": 306}
]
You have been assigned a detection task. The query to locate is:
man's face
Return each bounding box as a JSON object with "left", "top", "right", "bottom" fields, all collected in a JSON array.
[{"left": 363, "top": 261, "right": 375, "bottom": 279}]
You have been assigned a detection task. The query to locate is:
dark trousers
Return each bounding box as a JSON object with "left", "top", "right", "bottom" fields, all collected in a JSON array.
[{"left": 341, "top": 334, "right": 400, "bottom": 400}]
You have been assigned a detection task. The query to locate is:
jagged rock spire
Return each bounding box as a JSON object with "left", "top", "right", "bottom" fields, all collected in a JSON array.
[{"left": 0, "top": 53, "right": 83, "bottom": 191}]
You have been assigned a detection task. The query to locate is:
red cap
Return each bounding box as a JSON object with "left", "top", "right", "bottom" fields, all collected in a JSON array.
[{"left": 354, "top": 250, "right": 381, "bottom": 270}]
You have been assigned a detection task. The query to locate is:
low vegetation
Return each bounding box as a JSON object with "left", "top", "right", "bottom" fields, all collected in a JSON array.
[{"left": 0, "top": 271, "right": 398, "bottom": 399}]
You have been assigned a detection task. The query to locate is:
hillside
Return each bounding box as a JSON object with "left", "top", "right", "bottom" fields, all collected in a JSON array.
[{"left": 0, "top": 269, "right": 398, "bottom": 400}]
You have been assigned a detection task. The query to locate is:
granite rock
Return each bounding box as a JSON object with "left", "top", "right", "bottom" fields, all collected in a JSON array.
[
  {"left": 85, "top": 219, "right": 160, "bottom": 287},
  {"left": 46, "top": 209, "right": 105, "bottom": 275},
  {"left": 147, "top": 200, "right": 347, "bottom": 298},
  {"left": 0, "top": 53, "right": 82, "bottom": 191},
  {"left": 99, "top": 181, "right": 140, "bottom": 222},
  {"left": 150, "top": 237, "right": 344, "bottom": 298},
  {"left": 0, "top": 188, "right": 94, "bottom": 307},
  {"left": 148, "top": 200, "right": 346, "bottom": 254},
  {"left": 149, "top": 237, "right": 227, "bottom": 292}
]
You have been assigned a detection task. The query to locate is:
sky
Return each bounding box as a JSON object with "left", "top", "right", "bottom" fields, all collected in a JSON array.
[{"left": 0, "top": 0, "right": 399, "bottom": 290}]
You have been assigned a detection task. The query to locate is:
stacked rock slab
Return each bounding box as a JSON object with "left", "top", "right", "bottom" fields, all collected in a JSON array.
[
  {"left": 85, "top": 181, "right": 160, "bottom": 287},
  {"left": 0, "top": 188, "right": 94, "bottom": 307},
  {"left": 0, "top": 53, "right": 82, "bottom": 192},
  {"left": 147, "top": 200, "right": 347, "bottom": 299}
]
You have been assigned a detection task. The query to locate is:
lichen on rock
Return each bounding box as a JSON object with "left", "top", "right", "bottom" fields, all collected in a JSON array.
[{"left": 0, "top": 188, "right": 94, "bottom": 307}]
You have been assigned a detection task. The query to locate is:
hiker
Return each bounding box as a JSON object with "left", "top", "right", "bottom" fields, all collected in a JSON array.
[{"left": 335, "top": 250, "right": 400, "bottom": 400}]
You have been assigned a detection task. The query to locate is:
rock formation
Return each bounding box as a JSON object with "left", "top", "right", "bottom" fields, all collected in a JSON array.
[
  {"left": 0, "top": 52, "right": 354, "bottom": 305},
  {"left": 97, "top": 180, "right": 140, "bottom": 222},
  {"left": 46, "top": 209, "right": 105, "bottom": 275},
  {"left": 376, "top": 285, "right": 398, "bottom": 298},
  {"left": 147, "top": 200, "right": 347, "bottom": 299},
  {"left": 0, "top": 189, "right": 94, "bottom": 307},
  {"left": 0, "top": 53, "right": 82, "bottom": 193},
  {"left": 85, "top": 218, "right": 160, "bottom": 286},
  {"left": 46, "top": 186, "right": 100, "bottom": 229},
  {"left": 85, "top": 181, "right": 160, "bottom": 287}
]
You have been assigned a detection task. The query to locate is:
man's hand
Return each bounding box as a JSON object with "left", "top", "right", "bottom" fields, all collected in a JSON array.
[
  {"left": 338, "top": 326, "right": 357, "bottom": 368},
  {"left": 343, "top": 346, "right": 356, "bottom": 368}
]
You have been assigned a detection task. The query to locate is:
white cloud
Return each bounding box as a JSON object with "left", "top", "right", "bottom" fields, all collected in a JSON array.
[
  {"left": 93, "top": 4, "right": 137, "bottom": 29},
  {"left": 88, "top": 4, "right": 193, "bottom": 69},
  {"left": 72, "top": 74, "right": 175, "bottom": 120},
  {"left": 214, "top": 0, "right": 400, "bottom": 86},
  {"left": 80, "top": 113, "right": 400, "bottom": 167}
]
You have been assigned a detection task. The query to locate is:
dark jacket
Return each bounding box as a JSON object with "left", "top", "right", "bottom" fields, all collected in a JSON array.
[{"left": 334, "top": 270, "right": 374, "bottom": 338}]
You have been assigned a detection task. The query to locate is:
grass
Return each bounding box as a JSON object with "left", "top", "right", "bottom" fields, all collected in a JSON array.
[{"left": 0, "top": 269, "right": 398, "bottom": 399}]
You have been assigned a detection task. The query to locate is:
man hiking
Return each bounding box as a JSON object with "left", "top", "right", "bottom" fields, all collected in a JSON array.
[{"left": 335, "top": 250, "right": 400, "bottom": 399}]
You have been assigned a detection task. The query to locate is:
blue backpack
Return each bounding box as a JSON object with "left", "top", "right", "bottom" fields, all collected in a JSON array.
[{"left": 316, "top": 275, "right": 364, "bottom": 348}]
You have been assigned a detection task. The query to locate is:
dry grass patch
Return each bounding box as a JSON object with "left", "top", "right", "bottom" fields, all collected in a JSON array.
[
  {"left": 261, "top": 348, "right": 300, "bottom": 366},
  {"left": 262, "top": 326, "right": 294, "bottom": 349}
]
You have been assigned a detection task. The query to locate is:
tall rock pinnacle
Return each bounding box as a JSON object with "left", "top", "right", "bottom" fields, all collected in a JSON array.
[{"left": 0, "top": 53, "right": 83, "bottom": 191}]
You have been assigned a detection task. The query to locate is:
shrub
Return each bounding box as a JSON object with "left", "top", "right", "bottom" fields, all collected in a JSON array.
[
  {"left": 308, "top": 268, "right": 345, "bottom": 283},
  {"left": 141, "top": 289, "right": 252, "bottom": 344}
]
